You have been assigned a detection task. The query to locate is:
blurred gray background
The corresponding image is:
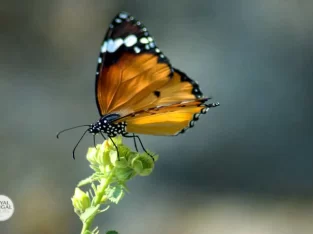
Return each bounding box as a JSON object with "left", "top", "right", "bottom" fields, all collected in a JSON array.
[{"left": 1, "top": 0, "right": 313, "bottom": 233}]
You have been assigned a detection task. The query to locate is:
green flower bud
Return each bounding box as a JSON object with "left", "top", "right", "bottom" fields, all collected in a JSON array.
[
  {"left": 131, "top": 154, "right": 155, "bottom": 176},
  {"left": 115, "top": 167, "right": 136, "bottom": 181},
  {"left": 96, "top": 143, "right": 111, "bottom": 166},
  {"left": 109, "top": 150, "right": 128, "bottom": 168},
  {"left": 86, "top": 141, "right": 115, "bottom": 175},
  {"left": 71, "top": 188, "right": 91, "bottom": 213},
  {"left": 86, "top": 147, "right": 98, "bottom": 165},
  {"left": 100, "top": 195, "right": 108, "bottom": 204},
  {"left": 107, "top": 136, "right": 123, "bottom": 149}
]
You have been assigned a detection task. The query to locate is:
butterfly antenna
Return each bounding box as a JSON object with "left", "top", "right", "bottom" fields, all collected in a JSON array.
[
  {"left": 56, "top": 125, "right": 90, "bottom": 138},
  {"left": 72, "top": 128, "right": 89, "bottom": 159}
]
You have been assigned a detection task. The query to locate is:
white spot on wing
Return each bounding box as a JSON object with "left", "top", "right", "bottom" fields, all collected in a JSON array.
[
  {"left": 107, "top": 38, "right": 123, "bottom": 53},
  {"left": 119, "top": 12, "right": 128, "bottom": 19},
  {"left": 155, "top": 48, "right": 160, "bottom": 53},
  {"left": 98, "top": 57, "right": 102, "bottom": 63},
  {"left": 115, "top": 18, "right": 122, "bottom": 23},
  {"left": 124, "top": 35, "right": 137, "bottom": 47},
  {"left": 101, "top": 41, "right": 107, "bottom": 53},
  {"left": 106, "top": 39, "right": 114, "bottom": 52},
  {"left": 134, "top": 46, "right": 140, "bottom": 53},
  {"left": 148, "top": 37, "right": 153, "bottom": 42},
  {"left": 140, "top": 37, "right": 149, "bottom": 44}
]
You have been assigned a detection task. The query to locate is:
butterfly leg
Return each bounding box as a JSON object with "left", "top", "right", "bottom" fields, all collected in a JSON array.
[
  {"left": 123, "top": 134, "right": 154, "bottom": 161},
  {"left": 100, "top": 132, "right": 120, "bottom": 160},
  {"left": 93, "top": 134, "right": 96, "bottom": 148},
  {"left": 132, "top": 133, "right": 139, "bottom": 152}
]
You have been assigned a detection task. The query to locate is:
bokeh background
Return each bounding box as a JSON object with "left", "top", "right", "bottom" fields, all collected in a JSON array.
[{"left": 1, "top": 0, "right": 313, "bottom": 233}]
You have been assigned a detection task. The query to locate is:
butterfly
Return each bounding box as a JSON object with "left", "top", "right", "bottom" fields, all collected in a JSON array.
[{"left": 57, "top": 11, "right": 219, "bottom": 159}]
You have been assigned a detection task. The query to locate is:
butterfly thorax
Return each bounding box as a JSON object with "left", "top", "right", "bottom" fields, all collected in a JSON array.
[{"left": 89, "top": 113, "right": 127, "bottom": 137}]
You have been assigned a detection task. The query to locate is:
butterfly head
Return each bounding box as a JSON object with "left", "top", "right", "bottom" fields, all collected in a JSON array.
[{"left": 89, "top": 113, "right": 127, "bottom": 137}]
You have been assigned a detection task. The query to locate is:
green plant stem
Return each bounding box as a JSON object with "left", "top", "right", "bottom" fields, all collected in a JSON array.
[
  {"left": 80, "top": 170, "right": 115, "bottom": 234},
  {"left": 81, "top": 222, "right": 91, "bottom": 234}
]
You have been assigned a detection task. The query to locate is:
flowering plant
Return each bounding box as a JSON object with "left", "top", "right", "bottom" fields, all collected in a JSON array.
[{"left": 71, "top": 136, "right": 157, "bottom": 234}]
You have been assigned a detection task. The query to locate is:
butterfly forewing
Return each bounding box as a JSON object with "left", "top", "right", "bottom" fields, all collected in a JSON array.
[
  {"left": 95, "top": 11, "right": 218, "bottom": 136},
  {"left": 95, "top": 12, "right": 172, "bottom": 115}
]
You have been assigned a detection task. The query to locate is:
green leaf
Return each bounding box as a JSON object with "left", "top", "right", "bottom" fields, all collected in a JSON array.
[
  {"left": 77, "top": 176, "right": 95, "bottom": 187},
  {"left": 139, "top": 168, "right": 154, "bottom": 176},
  {"left": 89, "top": 165, "right": 98, "bottom": 172},
  {"left": 105, "top": 185, "right": 125, "bottom": 204},
  {"left": 80, "top": 205, "right": 100, "bottom": 222},
  {"left": 114, "top": 167, "right": 135, "bottom": 181},
  {"left": 120, "top": 183, "right": 130, "bottom": 193},
  {"left": 106, "top": 231, "right": 118, "bottom": 234}
]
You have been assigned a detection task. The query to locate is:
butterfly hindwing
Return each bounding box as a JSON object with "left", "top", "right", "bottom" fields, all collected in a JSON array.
[
  {"left": 114, "top": 100, "right": 219, "bottom": 136},
  {"left": 140, "top": 68, "right": 204, "bottom": 107}
]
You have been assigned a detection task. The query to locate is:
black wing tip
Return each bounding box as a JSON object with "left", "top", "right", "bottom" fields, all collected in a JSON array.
[
  {"left": 175, "top": 101, "right": 219, "bottom": 136},
  {"left": 173, "top": 68, "right": 220, "bottom": 105},
  {"left": 117, "top": 11, "right": 130, "bottom": 15},
  {"left": 112, "top": 11, "right": 133, "bottom": 23},
  {"left": 103, "top": 11, "right": 169, "bottom": 62},
  {"left": 173, "top": 68, "right": 204, "bottom": 99},
  {"left": 206, "top": 102, "right": 220, "bottom": 108},
  {"left": 111, "top": 11, "right": 138, "bottom": 25}
]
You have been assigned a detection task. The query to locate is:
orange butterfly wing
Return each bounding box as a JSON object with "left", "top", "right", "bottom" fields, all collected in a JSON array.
[
  {"left": 95, "top": 12, "right": 173, "bottom": 116},
  {"left": 95, "top": 12, "right": 204, "bottom": 117},
  {"left": 136, "top": 68, "right": 204, "bottom": 108},
  {"left": 95, "top": 12, "right": 219, "bottom": 136},
  {"left": 114, "top": 101, "right": 219, "bottom": 136},
  {"left": 97, "top": 53, "right": 172, "bottom": 115}
]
